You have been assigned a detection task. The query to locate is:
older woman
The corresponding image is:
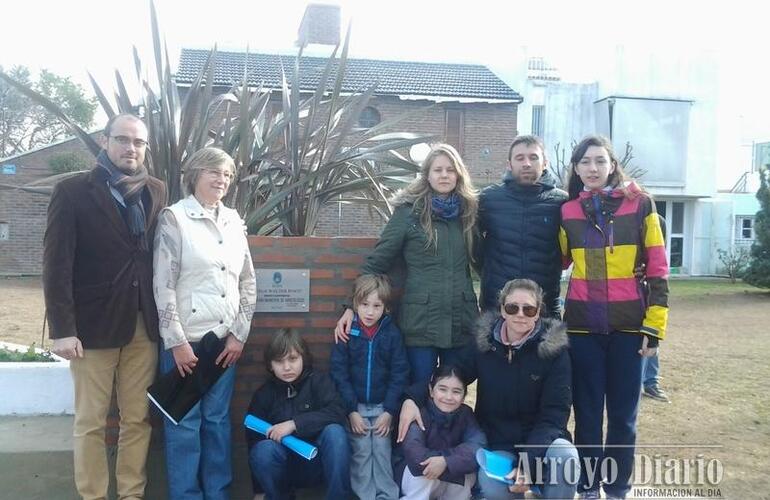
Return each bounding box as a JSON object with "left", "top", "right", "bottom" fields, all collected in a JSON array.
[
  {"left": 153, "top": 147, "right": 256, "bottom": 499},
  {"left": 398, "top": 279, "right": 578, "bottom": 500},
  {"left": 335, "top": 143, "right": 480, "bottom": 386}
]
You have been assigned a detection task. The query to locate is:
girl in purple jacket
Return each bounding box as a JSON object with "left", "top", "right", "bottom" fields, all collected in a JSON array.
[{"left": 399, "top": 365, "right": 486, "bottom": 499}]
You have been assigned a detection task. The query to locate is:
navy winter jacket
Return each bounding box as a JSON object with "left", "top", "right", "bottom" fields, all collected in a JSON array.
[
  {"left": 476, "top": 170, "right": 567, "bottom": 316},
  {"left": 398, "top": 401, "right": 486, "bottom": 486},
  {"left": 245, "top": 369, "right": 347, "bottom": 451},
  {"left": 330, "top": 314, "right": 410, "bottom": 416},
  {"left": 406, "top": 313, "right": 572, "bottom": 474}
]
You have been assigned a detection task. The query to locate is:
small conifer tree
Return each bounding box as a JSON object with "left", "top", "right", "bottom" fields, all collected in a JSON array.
[{"left": 744, "top": 166, "right": 770, "bottom": 288}]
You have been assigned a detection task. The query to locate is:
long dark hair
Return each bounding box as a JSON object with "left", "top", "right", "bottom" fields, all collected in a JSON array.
[{"left": 566, "top": 135, "right": 626, "bottom": 200}]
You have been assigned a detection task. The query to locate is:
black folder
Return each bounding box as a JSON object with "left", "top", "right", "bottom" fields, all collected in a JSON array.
[{"left": 147, "top": 331, "right": 227, "bottom": 425}]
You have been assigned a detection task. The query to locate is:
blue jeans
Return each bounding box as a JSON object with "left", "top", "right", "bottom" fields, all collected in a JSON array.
[
  {"left": 570, "top": 333, "right": 643, "bottom": 499},
  {"left": 159, "top": 346, "right": 236, "bottom": 500},
  {"left": 406, "top": 345, "right": 468, "bottom": 386},
  {"left": 476, "top": 439, "right": 579, "bottom": 499},
  {"left": 248, "top": 423, "right": 351, "bottom": 500},
  {"left": 641, "top": 351, "right": 660, "bottom": 388}
]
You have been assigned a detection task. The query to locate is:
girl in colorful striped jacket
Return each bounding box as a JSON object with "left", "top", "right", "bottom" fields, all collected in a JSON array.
[{"left": 558, "top": 135, "right": 669, "bottom": 499}]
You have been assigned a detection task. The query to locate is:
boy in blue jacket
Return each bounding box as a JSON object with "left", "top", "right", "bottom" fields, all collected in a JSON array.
[{"left": 331, "top": 274, "right": 409, "bottom": 500}]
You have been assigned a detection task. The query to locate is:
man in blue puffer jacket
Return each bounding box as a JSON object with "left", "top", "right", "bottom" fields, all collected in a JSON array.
[{"left": 476, "top": 135, "right": 568, "bottom": 317}]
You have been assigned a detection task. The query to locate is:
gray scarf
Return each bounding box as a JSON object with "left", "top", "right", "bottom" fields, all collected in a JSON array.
[{"left": 97, "top": 150, "right": 148, "bottom": 250}]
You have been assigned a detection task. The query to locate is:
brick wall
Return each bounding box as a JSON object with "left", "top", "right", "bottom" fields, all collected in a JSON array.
[
  {"left": 0, "top": 137, "right": 97, "bottom": 275},
  {"left": 313, "top": 95, "right": 518, "bottom": 236}
]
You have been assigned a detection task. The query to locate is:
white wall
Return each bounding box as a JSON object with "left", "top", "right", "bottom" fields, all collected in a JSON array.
[
  {"left": 502, "top": 47, "right": 759, "bottom": 276},
  {"left": 515, "top": 47, "right": 719, "bottom": 198}
]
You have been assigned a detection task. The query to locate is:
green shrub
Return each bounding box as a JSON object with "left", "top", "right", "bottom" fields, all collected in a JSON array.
[
  {"left": 0, "top": 344, "right": 56, "bottom": 362},
  {"left": 48, "top": 151, "right": 90, "bottom": 174}
]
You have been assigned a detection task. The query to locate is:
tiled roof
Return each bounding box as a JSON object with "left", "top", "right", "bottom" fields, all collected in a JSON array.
[{"left": 176, "top": 48, "right": 521, "bottom": 102}]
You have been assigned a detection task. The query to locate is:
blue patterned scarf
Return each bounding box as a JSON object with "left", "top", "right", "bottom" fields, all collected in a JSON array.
[{"left": 431, "top": 193, "right": 461, "bottom": 220}]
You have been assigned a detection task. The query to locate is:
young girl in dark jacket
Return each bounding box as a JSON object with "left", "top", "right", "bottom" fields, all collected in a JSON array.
[{"left": 398, "top": 365, "right": 486, "bottom": 500}]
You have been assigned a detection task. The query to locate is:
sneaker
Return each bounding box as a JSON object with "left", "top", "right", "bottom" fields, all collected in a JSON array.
[
  {"left": 643, "top": 383, "right": 671, "bottom": 402},
  {"left": 579, "top": 491, "right": 601, "bottom": 499}
]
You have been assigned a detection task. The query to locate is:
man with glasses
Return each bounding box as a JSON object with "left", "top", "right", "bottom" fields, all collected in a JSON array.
[
  {"left": 475, "top": 135, "right": 568, "bottom": 317},
  {"left": 44, "top": 113, "right": 167, "bottom": 499}
]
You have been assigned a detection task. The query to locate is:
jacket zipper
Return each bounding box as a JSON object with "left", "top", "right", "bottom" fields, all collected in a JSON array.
[{"left": 365, "top": 340, "right": 373, "bottom": 403}]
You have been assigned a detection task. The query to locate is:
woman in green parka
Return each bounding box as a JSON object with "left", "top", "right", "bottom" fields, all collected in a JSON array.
[{"left": 334, "top": 143, "right": 480, "bottom": 385}]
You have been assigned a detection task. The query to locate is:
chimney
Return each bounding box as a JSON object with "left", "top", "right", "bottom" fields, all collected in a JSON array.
[{"left": 297, "top": 4, "right": 341, "bottom": 47}]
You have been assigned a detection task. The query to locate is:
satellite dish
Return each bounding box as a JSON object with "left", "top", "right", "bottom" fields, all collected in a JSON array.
[{"left": 409, "top": 143, "right": 431, "bottom": 164}]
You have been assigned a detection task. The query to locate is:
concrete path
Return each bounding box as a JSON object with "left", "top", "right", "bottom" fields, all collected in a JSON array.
[{"left": 0, "top": 415, "right": 324, "bottom": 499}]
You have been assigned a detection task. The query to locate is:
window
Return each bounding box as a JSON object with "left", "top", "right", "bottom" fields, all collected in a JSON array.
[
  {"left": 669, "top": 202, "right": 685, "bottom": 268},
  {"left": 531, "top": 105, "right": 545, "bottom": 137},
  {"left": 0, "top": 222, "right": 8, "bottom": 241},
  {"left": 444, "top": 108, "right": 464, "bottom": 153},
  {"left": 358, "top": 106, "right": 381, "bottom": 129},
  {"left": 656, "top": 200, "right": 685, "bottom": 269},
  {"left": 736, "top": 216, "right": 755, "bottom": 240}
]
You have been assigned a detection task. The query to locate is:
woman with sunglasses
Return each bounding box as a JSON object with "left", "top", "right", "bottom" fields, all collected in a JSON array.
[
  {"left": 397, "top": 278, "right": 577, "bottom": 499},
  {"left": 559, "top": 135, "right": 669, "bottom": 499}
]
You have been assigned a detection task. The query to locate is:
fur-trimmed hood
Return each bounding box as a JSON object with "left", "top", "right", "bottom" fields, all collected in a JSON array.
[
  {"left": 390, "top": 188, "right": 420, "bottom": 208},
  {"left": 474, "top": 310, "right": 568, "bottom": 360}
]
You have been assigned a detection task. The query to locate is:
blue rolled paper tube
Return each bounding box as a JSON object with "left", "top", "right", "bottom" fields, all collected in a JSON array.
[
  {"left": 244, "top": 414, "right": 319, "bottom": 460},
  {"left": 476, "top": 448, "right": 516, "bottom": 485}
]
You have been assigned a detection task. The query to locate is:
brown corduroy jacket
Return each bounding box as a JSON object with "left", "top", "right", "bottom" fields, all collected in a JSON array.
[{"left": 43, "top": 165, "right": 167, "bottom": 349}]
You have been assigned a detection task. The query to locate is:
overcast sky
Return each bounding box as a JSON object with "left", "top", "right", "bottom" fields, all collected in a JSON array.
[{"left": 3, "top": 0, "right": 770, "bottom": 186}]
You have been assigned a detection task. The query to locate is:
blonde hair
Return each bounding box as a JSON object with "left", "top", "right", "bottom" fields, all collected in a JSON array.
[
  {"left": 402, "top": 143, "right": 478, "bottom": 254},
  {"left": 182, "top": 147, "right": 236, "bottom": 196},
  {"left": 352, "top": 274, "right": 393, "bottom": 311}
]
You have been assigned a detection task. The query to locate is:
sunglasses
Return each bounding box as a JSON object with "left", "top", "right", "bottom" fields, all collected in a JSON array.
[{"left": 503, "top": 303, "right": 539, "bottom": 317}]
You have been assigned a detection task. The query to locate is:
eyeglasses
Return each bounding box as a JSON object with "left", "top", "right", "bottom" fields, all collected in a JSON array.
[
  {"left": 203, "top": 168, "right": 234, "bottom": 181},
  {"left": 503, "top": 303, "right": 539, "bottom": 317},
  {"left": 111, "top": 135, "right": 148, "bottom": 148}
]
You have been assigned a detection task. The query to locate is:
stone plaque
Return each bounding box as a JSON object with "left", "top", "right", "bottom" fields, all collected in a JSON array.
[{"left": 255, "top": 269, "right": 310, "bottom": 312}]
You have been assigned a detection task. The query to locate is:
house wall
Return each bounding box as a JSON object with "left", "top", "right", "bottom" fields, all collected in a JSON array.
[
  {"left": 601, "top": 47, "right": 719, "bottom": 198},
  {"left": 513, "top": 49, "right": 724, "bottom": 275},
  {"left": 308, "top": 95, "right": 519, "bottom": 237},
  {"left": 0, "top": 138, "right": 97, "bottom": 275},
  {"left": 686, "top": 193, "right": 761, "bottom": 276}
]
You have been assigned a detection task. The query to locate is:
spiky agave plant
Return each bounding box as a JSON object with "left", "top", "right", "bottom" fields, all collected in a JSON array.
[{"left": 0, "top": 0, "right": 433, "bottom": 235}]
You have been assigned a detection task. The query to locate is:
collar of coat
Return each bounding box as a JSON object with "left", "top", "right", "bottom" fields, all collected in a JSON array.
[
  {"left": 178, "top": 195, "right": 241, "bottom": 229},
  {"left": 502, "top": 168, "right": 560, "bottom": 193},
  {"left": 474, "top": 310, "right": 568, "bottom": 360},
  {"left": 269, "top": 367, "right": 314, "bottom": 397},
  {"left": 576, "top": 180, "right": 643, "bottom": 201},
  {"left": 389, "top": 188, "right": 421, "bottom": 209}
]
